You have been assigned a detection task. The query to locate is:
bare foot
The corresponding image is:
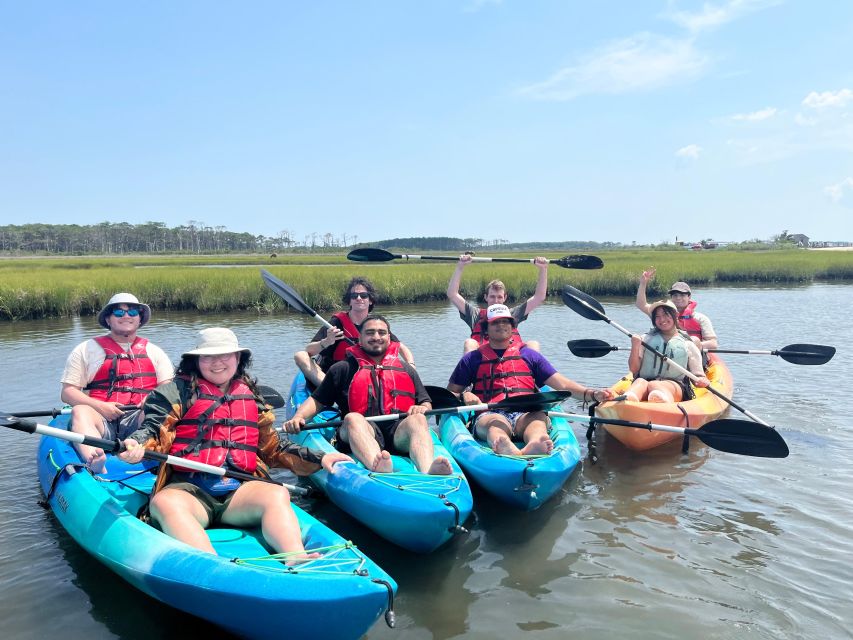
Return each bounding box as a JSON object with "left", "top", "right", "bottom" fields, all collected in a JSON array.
[
  {"left": 492, "top": 435, "right": 522, "bottom": 456},
  {"left": 648, "top": 390, "right": 670, "bottom": 403},
  {"left": 624, "top": 391, "right": 640, "bottom": 402},
  {"left": 283, "top": 551, "right": 322, "bottom": 566},
  {"left": 520, "top": 435, "right": 554, "bottom": 456},
  {"left": 426, "top": 456, "right": 453, "bottom": 475},
  {"left": 371, "top": 450, "right": 394, "bottom": 473},
  {"left": 86, "top": 450, "right": 107, "bottom": 474}
]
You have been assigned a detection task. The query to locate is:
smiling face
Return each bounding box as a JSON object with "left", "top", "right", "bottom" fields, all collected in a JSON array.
[
  {"left": 652, "top": 307, "right": 677, "bottom": 333},
  {"left": 198, "top": 352, "right": 239, "bottom": 388},
  {"left": 106, "top": 304, "right": 141, "bottom": 340},
  {"left": 359, "top": 318, "right": 391, "bottom": 358},
  {"left": 669, "top": 291, "right": 690, "bottom": 312},
  {"left": 348, "top": 284, "right": 372, "bottom": 314},
  {"left": 486, "top": 317, "right": 514, "bottom": 346}
]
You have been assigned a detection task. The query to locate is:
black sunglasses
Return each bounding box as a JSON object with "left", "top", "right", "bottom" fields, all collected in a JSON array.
[{"left": 349, "top": 292, "right": 371, "bottom": 300}]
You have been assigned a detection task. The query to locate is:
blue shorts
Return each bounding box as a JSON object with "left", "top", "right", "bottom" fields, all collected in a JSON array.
[{"left": 474, "top": 410, "right": 526, "bottom": 437}]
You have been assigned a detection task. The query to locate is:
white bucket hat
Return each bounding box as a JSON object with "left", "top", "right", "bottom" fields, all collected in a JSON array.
[
  {"left": 97, "top": 293, "right": 152, "bottom": 329},
  {"left": 182, "top": 327, "right": 252, "bottom": 357}
]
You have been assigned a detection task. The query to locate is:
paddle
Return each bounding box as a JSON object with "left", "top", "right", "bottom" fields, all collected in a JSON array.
[
  {"left": 567, "top": 338, "right": 836, "bottom": 366},
  {"left": 0, "top": 413, "right": 311, "bottom": 496},
  {"left": 561, "top": 285, "right": 772, "bottom": 427},
  {"left": 347, "top": 247, "right": 604, "bottom": 270},
  {"left": 286, "top": 389, "right": 572, "bottom": 432},
  {"left": 6, "top": 384, "right": 286, "bottom": 419},
  {"left": 261, "top": 269, "right": 356, "bottom": 345},
  {"left": 547, "top": 411, "right": 789, "bottom": 458}
]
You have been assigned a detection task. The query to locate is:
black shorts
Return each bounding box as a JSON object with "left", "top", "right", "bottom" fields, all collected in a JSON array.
[
  {"left": 336, "top": 419, "right": 404, "bottom": 455},
  {"left": 160, "top": 478, "right": 239, "bottom": 525}
]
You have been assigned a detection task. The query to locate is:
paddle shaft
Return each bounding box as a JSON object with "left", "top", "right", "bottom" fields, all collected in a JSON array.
[
  {"left": 4, "top": 416, "right": 309, "bottom": 495},
  {"left": 567, "top": 294, "right": 771, "bottom": 426},
  {"left": 549, "top": 410, "right": 703, "bottom": 436},
  {"left": 8, "top": 404, "right": 137, "bottom": 419},
  {"left": 389, "top": 253, "right": 545, "bottom": 264}
]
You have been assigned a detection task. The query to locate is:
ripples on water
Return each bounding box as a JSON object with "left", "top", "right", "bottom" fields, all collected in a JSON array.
[{"left": 1, "top": 283, "right": 851, "bottom": 639}]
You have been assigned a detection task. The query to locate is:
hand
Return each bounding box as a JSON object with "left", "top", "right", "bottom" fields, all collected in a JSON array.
[
  {"left": 118, "top": 439, "right": 145, "bottom": 464},
  {"left": 641, "top": 267, "right": 656, "bottom": 282},
  {"left": 593, "top": 389, "right": 615, "bottom": 402},
  {"left": 98, "top": 401, "right": 126, "bottom": 420},
  {"left": 694, "top": 376, "right": 710, "bottom": 388},
  {"left": 630, "top": 334, "right": 643, "bottom": 347},
  {"left": 533, "top": 256, "right": 549, "bottom": 268},
  {"left": 461, "top": 391, "right": 481, "bottom": 405},
  {"left": 457, "top": 254, "right": 473, "bottom": 267},
  {"left": 321, "top": 451, "right": 353, "bottom": 474},
  {"left": 321, "top": 328, "right": 343, "bottom": 348},
  {"left": 283, "top": 417, "right": 305, "bottom": 434}
]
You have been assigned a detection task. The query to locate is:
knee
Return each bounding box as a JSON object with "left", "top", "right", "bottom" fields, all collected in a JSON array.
[
  {"left": 294, "top": 351, "right": 308, "bottom": 367},
  {"left": 463, "top": 339, "right": 478, "bottom": 354}
]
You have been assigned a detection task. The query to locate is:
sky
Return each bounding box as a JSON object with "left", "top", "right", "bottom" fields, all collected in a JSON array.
[{"left": 2, "top": 1, "right": 852, "bottom": 245}]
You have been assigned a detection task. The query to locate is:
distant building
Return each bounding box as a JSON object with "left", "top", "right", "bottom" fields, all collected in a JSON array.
[{"left": 789, "top": 234, "right": 810, "bottom": 247}]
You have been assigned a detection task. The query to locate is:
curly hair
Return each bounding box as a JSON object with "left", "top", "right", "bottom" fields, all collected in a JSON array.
[{"left": 342, "top": 276, "right": 376, "bottom": 311}]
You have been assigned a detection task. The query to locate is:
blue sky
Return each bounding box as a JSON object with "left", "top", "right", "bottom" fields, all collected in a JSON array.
[{"left": 2, "top": 1, "right": 852, "bottom": 245}]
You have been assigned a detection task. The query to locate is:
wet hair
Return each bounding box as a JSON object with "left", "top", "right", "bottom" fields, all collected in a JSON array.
[
  {"left": 175, "top": 351, "right": 258, "bottom": 394},
  {"left": 361, "top": 313, "right": 390, "bottom": 333},
  {"left": 652, "top": 305, "right": 679, "bottom": 327},
  {"left": 343, "top": 276, "right": 376, "bottom": 312}
]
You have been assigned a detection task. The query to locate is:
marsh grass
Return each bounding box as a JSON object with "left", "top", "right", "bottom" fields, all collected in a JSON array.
[{"left": 2, "top": 250, "right": 851, "bottom": 320}]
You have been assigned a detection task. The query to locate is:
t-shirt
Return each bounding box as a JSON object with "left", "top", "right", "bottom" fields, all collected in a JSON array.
[
  {"left": 692, "top": 311, "right": 717, "bottom": 340},
  {"left": 460, "top": 301, "right": 529, "bottom": 332},
  {"left": 60, "top": 337, "right": 174, "bottom": 389},
  {"left": 311, "top": 315, "right": 400, "bottom": 372},
  {"left": 448, "top": 346, "right": 557, "bottom": 389},
  {"left": 312, "top": 356, "right": 430, "bottom": 416}
]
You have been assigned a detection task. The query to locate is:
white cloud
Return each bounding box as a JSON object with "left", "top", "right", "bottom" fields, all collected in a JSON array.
[
  {"left": 802, "top": 89, "right": 853, "bottom": 109},
  {"left": 676, "top": 144, "right": 702, "bottom": 159},
  {"left": 794, "top": 113, "right": 818, "bottom": 126},
  {"left": 665, "top": 0, "right": 782, "bottom": 34},
  {"left": 518, "top": 33, "right": 708, "bottom": 101},
  {"left": 730, "top": 107, "right": 777, "bottom": 121},
  {"left": 825, "top": 177, "right": 853, "bottom": 205}
]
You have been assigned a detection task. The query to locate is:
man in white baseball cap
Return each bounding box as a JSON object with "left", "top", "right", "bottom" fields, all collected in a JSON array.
[{"left": 60, "top": 292, "right": 173, "bottom": 472}]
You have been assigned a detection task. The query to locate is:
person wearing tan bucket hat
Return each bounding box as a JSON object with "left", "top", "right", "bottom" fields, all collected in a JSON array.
[
  {"left": 625, "top": 300, "right": 709, "bottom": 404},
  {"left": 118, "top": 327, "right": 351, "bottom": 562},
  {"left": 635, "top": 268, "right": 718, "bottom": 350},
  {"left": 60, "top": 292, "right": 173, "bottom": 473}
]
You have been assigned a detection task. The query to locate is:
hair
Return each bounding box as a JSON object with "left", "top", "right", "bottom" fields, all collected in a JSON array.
[
  {"left": 343, "top": 276, "right": 376, "bottom": 311},
  {"left": 361, "top": 313, "right": 390, "bottom": 333},
  {"left": 484, "top": 279, "right": 506, "bottom": 296},
  {"left": 652, "top": 304, "right": 679, "bottom": 327},
  {"left": 175, "top": 351, "right": 258, "bottom": 395}
]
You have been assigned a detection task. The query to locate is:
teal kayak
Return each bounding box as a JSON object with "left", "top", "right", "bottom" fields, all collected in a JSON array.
[
  {"left": 286, "top": 373, "right": 473, "bottom": 553},
  {"left": 438, "top": 410, "right": 582, "bottom": 510},
  {"left": 36, "top": 415, "right": 396, "bottom": 640}
]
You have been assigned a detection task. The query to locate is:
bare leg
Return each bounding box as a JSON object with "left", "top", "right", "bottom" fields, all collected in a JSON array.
[
  {"left": 70, "top": 405, "right": 109, "bottom": 472},
  {"left": 339, "top": 414, "right": 391, "bottom": 472},
  {"left": 149, "top": 487, "right": 216, "bottom": 553},
  {"left": 222, "top": 481, "right": 319, "bottom": 565},
  {"left": 394, "top": 415, "right": 452, "bottom": 475},
  {"left": 515, "top": 412, "right": 554, "bottom": 455},
  {"left": 475, "top": 414, "right": 521, "bottom": 455},
  {"left": 647, "top": 380, "right": 682, "bottom": 402},
  {"left": 294, "top": 351, "right": 326, "bottom": 387},
  {"left": 626, "top": 378, "right": 650, "bottom": 402}
]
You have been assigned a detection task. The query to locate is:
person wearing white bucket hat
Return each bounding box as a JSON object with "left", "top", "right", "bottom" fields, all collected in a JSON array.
[
  {"left": 118, "top": 327, "right": 351, "bottom": 561},
  {"left": 60, "top": 292, "right": 173, "bottom": 472}
]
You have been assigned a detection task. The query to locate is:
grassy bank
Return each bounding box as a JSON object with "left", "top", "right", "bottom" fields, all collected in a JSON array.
[{"left": 1, "top": 249, "right": 852, "bottom": 321}]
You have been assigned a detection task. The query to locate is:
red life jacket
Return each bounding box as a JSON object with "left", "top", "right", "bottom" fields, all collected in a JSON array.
[
  {"left": 469, "top": 308, "right": 523, "bottom": 347},
  {"left": 330, "top": 312, "right": 362, "bottom": 362},
  {"left": 84, "top": 336, "right": 159, "bottom": 404},
  {"left": 346, "top": 345, "right": 417, "bottom": 416},
  {"left": 677, "top": 300, "right": 703, "bottom": 338},
  {"left": 170, "top": 379, "right": 260, "bottom": 473},
  {"left": 472, "top": 343, "right": 537, "bottom": 403}
]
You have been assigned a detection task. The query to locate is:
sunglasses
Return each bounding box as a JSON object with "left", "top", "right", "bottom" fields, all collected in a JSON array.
[
  {"left": 349, "top": 292, "right": 371, "bottom": 300},
  {"left": 111, "top": 307, "right": 140, "bottom": 318}
]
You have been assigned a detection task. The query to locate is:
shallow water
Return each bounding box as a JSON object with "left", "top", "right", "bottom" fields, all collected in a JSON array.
[{"left": 0, "top": 283, "right": 851, "bottom": 639}]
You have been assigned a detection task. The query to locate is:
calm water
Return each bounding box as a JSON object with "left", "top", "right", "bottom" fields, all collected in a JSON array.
[{"left": 1, "top": 284, "right": 851, "bottom": 639}]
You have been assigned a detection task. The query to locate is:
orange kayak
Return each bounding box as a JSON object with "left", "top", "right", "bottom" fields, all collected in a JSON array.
[{"left": 594, "top": 353, "right": 733, "bottom": 451}]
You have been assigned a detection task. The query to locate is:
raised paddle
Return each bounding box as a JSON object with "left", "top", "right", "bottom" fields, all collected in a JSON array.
[
  {"left": 261, "top": 269, "right": 357, "bottom": 345},
  {"left": 547, "top": 411, "right": 789, "bottom": 458},
  {"left": 0, "top": 413, "right": 311, "bottom": 496},
  {"left": 347, "top": 247, "right": 604, "bottom": 270},
  {"left": 6, "top": 384, "right": 287, "bottom": 419},
  {"left": 567, "top": 338, "right": 836, "bottom": 366},
  {"left": 284, "top": 390, "right": 573, "bottom": 432},
  {"left": 561, "top": 285, "right": 773, "bottom": 427}
]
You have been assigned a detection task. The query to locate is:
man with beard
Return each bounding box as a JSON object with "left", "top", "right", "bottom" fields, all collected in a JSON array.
[
  {"left": 284, "top": 314, "right": 452, "bottom": 475},
  {"left": 60, "top": 293, "right": 173, "bottom": 472}
]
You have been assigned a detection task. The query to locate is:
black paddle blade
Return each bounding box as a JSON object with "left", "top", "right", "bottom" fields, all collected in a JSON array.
[
  {"left": 347, "top": 248, "right": 396, "bottom": 262},
  {"left": 561, "top": 285, "right": 607, "bottom": 322},
  {"left": 567, "top": 339, "right": 619, "bottom": 358},
  {"left": 425, "top": 385, "right": 463, "bottom": 409},
  {"left": 553, "top": 254, "right": 604, "bottom": 270},
  {"left": 257, "top": 385, "right": 285, "bottom": 409},
  {"left": 776, "top": 343, "right": 836, "bottom": 365},
  {"left": 260, "top": 269, "right": 314, "bottom": 316},
  {"left": 698, "top": 419, "right": 789, "bottom": 458},
  {"left": 493, "top": 390, "right": 572, "bottom": 411}
]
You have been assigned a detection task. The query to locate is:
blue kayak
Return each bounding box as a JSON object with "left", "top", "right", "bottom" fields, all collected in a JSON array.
[
  {"left": 286, "top": 373, "right": 473, "bottom": 553},
  {"left": 37, "top": 415, "right": 396, "bottom": 640},
  {"left": 438, "top": 410, "right": 582, "bottom": 510}
]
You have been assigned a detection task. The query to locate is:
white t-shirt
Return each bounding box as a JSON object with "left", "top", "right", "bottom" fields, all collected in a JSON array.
[
  {"left": 61, "top": 337, "right": 174, "bottom": 390},
  {"left": 693, "top": 311, "right": 717, "bottom": 340}
]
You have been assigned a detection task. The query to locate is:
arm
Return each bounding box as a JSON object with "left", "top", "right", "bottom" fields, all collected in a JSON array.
[
  {"left": 398, "top": 342, "right": 416, "bottom": 367},
  {"left": 685, "top": 342, "right": 709, "bottom": 386},
  {"left": 628, "top": 334, "right": 644, "bottom": 375},
  {"left": 696, "top": 314, "right": 718, "bottom": 350},
  {"left": 446, "top": 254, "right": 472, "bottom": 313},
  {"left": 543, "top": 373, "right": 613, "bottom": 403},
  {"left": 635, "top": 268, "right": 655, "bottom": 316},
  {"left": 304, "top": 325, "right": 344, "bottom": 357},
  {"left": 282, "top": 396, "right": 323, "bottom": 433},
  {"left": 60, "top": 383, "right": 126, "bottom": 420},
  {"left": 524, "top": 257, "right": 549, "bottom": 314}
]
